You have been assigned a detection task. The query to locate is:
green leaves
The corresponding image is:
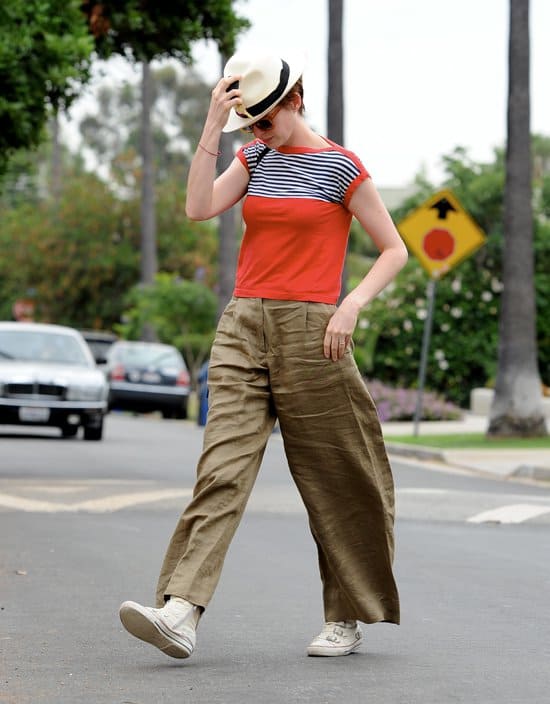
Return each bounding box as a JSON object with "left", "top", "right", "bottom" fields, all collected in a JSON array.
[
  {"left": 0, "top": 151, "right": 219, "bottom": 332},
  {"left": 351, "top": 139, "right": 550, "bottom": 407},
  {"left": 0, "top": 0, "right": 94, "bottom": 176},
  {"left": 116, "top": 274, "right": 218, "bottom": 384},
  {"left": 1, "top": 0, "right": 249, "bottom": 177},
  {"left": 81, "top": 0, "right": 250, "bottom": 61}
]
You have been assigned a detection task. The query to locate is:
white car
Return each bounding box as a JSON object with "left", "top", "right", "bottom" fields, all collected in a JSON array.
[{"left": 0, "top": 322, "right": 109, "bottom": 440}]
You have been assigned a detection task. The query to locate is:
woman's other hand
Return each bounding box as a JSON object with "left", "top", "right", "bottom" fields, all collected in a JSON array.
[{"left": 323, "top": 299, "right": 361, "bottom": 361}]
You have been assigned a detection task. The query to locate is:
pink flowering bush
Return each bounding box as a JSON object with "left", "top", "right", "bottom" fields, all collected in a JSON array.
[{"left": 365, "top": 379, "right": 462, "bottom": 422}]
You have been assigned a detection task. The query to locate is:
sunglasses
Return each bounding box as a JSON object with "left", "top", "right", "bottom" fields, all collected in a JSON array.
[{"left": 241, "top": 105, "right": 283, "bottom": 134}]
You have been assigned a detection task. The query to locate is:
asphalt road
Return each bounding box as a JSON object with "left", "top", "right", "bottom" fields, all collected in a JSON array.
[{"left": 1, "top": 414, "right": 550, "bottom": 704}]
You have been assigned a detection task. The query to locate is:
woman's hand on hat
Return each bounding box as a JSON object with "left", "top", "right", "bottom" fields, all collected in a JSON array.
[{"left": 207, "top": 76, "right": 243, "bottom": 129}]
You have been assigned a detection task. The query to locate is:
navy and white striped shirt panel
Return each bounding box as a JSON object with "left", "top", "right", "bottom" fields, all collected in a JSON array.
[{"left": 239, "top": 140, "right": 366, "bottom": 205}]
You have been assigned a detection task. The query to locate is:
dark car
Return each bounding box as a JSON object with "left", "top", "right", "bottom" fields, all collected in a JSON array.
[
  {"left": 106, "top": 341, "right": 190, "bottom": 419},
  {"left": 0, "top": 322, "right": 108, "bottom": 439},
  {"left": 80, "top": 330, "right": 118, "bottom": 366}
]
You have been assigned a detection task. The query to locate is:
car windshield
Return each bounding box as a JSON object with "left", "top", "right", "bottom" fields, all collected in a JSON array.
[
  {"left": 112, "top": 345, "right": 182, "bottom": 368},
  {"left": 86, "top": 339, "right": 114, "bottom": 363},
  {"left": 0, "top": 330, "right": 91, "bottom": 366}
]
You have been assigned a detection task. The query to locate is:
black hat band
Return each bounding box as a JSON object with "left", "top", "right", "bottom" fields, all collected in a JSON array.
[{"left": 245, "top": 60, "right": 290, "bottom": 117}]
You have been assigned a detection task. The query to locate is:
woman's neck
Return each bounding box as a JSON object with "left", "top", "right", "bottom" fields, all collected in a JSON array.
[{"left": 285, "top": 120, "right": 329, "bottom": 149}]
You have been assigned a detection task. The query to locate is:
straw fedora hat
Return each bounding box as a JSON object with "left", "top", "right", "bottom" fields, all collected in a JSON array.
[{"left": 222, "top": 51, "right": 306, "bottom": 133}]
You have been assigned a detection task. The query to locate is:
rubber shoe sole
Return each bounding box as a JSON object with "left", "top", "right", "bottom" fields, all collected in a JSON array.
[
  {"left": 307, "top": 633, "right": 363, "bottom": 657},
  {"left": 119, "top": 601, "right": 193, "bottom": 659}
]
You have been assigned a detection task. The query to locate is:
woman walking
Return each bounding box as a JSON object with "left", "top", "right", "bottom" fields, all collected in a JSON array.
[{"left": 120, "top": 50, "right": 408, "bottom": 659}]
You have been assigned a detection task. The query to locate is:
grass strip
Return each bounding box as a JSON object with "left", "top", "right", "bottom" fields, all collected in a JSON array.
[{"left": 383, "top": 432, "right": 550, "bottom": 450}]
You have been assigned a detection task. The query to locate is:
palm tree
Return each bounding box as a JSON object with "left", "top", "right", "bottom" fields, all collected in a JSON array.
[
  {"left": 216, "top": 52, "right": 238, "bottom": 321},
  {"left": 327, "top": 0, "right": 347, "bottom": 299},
  {"left": 140, "top": 61, "right": 158, "bottom": 288},
  {"left": 488, "top": 0, "right": 547, "bottom": 437},
  {"left": 327, "top": 0, "right": 344, "bottom": 146}
]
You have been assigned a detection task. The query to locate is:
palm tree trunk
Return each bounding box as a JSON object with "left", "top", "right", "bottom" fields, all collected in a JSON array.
[
  {"left": 216, "top": 145, "right": 237, "bottom": 320},
  {"left": 216, "top": 52, "right": 237, "bottom": 321},
  {"left": 327, "top": 0, "right": 347, "bottom": 301},
  {"left": 139, "top": 60, "right": 158, "bottom": 341},
  {"left": 327, "top": 0, "right": 344, "bottom": 146},
  {"left": 488, "top": 0, "right": 547, "bottom": 437},
  {"left": 50, "top": 113, "right": 62, "bottom": 207},
  {"left": 140, "top": 60, "right": 158, "bottom": 287}
]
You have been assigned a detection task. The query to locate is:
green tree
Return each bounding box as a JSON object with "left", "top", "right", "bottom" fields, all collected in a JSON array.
[
  {"left": 81, "top": 1, "right": 249, "bottom": 61},
  {"left": 116, "top": 274, "right": 218, "bottom": 385},
  {"left": 81, "top": 0, "right": 250, "bottom": 300},
  {"left": 0, "top": 159, "right": 218, "bottom": 329},
  {"left": 77, "top": 63, "right": 211, "bottom": 192},
  {"left": 0, "top": 0, "right": 93, "bottom": 177},
  {"left": 0, "top": 167, "right": 139, "bottom": 325},
  {"left": 350, "top": 139, "right": 550, "bottom": 409}
]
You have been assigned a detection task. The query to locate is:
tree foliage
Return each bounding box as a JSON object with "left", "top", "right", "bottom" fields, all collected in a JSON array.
[
  {"left": 0, "top": 158, "right": 218, "bottom": 329},
  {"left": 0, "top": 0, "right": 248, "bottom": 194},
  {"left": 0, "top": 0, "right": 94, "bottom": 176},
  {"left": 81, "top": 0, "right": 250, "bottom": 60},
  {"left": 351, "top": 140, "right": 550, "bottom": 408},
  {"left": 77, "top": 63, "right": 211, "bottom": 192},
  {"left": 115, "top": 273, "right": 218, "bottom": 385},
  {"left": 80, "top": 1, "right": 249, "bottom": 297}
]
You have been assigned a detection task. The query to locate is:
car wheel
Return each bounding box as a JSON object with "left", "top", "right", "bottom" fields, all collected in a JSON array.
[
  {"left": 173, "top": 403, "right": 188, "bottom": 420},
  {"left": 61, "top": 425, "right": 79, "bottom": 438},
  {"left": 83, "top": 420, "right": 103, "bottom": 441},
  {"left": 162, "top": 404, "right": 187, "bottom": 420}
]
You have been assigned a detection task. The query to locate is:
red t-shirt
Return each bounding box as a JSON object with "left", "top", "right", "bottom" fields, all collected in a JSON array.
[{"left": 235, "top": 139, "right": 369, "bottom": 304}]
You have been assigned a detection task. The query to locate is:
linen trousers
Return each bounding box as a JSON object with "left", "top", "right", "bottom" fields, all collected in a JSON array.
[{"left": 156, "top": 298, "right": 400, "bottom": 625}]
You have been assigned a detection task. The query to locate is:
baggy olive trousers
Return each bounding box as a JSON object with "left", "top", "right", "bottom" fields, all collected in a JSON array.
[{"left": 156, "top": 298, "right": 400, "bottom": 625}]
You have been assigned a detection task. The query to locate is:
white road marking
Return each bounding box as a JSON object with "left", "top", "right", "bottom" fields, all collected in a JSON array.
[
  {"left": 0, "top": 489, "right": 192, "bottom": 514},
  {"left": 0, "top": 494, "right": 66, "bottom": 513},
  {"left": 30, "top": 486, "right": 83, "bottom": 495},
  {"left": 467, "top": 503, "right": 550, "bottom": 524},
  {"left": 397, "top": 488, "right": 449, "bottom": 495}
]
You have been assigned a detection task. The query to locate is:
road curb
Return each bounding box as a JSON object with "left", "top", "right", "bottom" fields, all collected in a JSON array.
[
  {"left": 510, "top": 464, "right": 550, "bottom": 482},
  {"left": 386, "top": 442, "right": 550, "bottom": 484},
  {"left": 385, "top": 442, "right": 446, "bottom": 463}
]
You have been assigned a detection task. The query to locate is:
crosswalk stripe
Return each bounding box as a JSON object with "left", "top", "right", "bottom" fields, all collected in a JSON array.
[
  {"left": 467, "top": 503, "right": 550, "bottom": 524},
  {"left": 0, "top": 493, "right": 68, "bottom": 513},
  {"left": 0, "top": 489, "right": 192, "bottom": 514},
  {"left": 397, "top": 488, "right": 449, "bottom": 495}
]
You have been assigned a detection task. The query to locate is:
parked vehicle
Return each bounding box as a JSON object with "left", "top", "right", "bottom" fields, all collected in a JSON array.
[
  {"left": 80, "top": 330, "right": 118, "bottom": 366},
  {"left": 0, "top": 322, "right": 109, "bottom": 440},
  {"left": 105, "top": 341, "right": 190, "bottom": 419}
]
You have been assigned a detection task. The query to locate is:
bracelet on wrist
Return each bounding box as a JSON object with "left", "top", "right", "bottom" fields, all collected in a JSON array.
[{"left": 198, "top": 143, "right": 221, "bottom": 157}]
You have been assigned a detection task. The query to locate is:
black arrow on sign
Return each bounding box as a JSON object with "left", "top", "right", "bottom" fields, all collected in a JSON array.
[{"left": 430, "top": 197, "right": 457, "bottom": 220}]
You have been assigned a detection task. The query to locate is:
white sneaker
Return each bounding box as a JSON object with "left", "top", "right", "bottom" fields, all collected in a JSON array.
[
  {"left": 119, "top": 597, "right": 200, "bottom": 659},
  {"left": 307, "top": 621, "right": 363, "bottom": 657}
]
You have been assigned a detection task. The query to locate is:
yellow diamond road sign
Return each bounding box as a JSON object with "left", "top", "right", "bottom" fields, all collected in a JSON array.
[{"left": 397, "top": 189, "right": 487, "bottom": 278}]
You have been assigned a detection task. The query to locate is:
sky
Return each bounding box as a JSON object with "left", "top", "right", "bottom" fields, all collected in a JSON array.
[
  {"left": 66, "top": 0, "right": 550, "bottom": 189},
  {"left": 188, "top": 0, "right": 550, "bottom": 187}
]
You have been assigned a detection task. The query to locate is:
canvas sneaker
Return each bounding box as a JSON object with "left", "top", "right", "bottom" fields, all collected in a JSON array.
[
  {"left": 307, "top": 620, "right": 363, "bottom": 657},
  {"left": 119, "top": 597, "right": 200, "bottom": 659}
]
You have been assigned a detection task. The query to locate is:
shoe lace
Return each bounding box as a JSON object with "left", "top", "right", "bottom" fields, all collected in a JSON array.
[
  {"left": 161, "top": 599, "right": 197, "bottom": 630},
  {"left": 320, "top": 621, "right": 356, "bottom": 642}
]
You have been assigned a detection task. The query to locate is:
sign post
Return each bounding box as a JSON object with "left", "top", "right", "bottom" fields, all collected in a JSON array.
[
  {"left": 413, "top": 278, "right": 437, "bottom": 436},
  {"left": 398, "top": 190, "right": 487, "bottom": 435}
]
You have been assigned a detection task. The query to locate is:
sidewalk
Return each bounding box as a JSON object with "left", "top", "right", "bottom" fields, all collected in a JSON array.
[{"left": 382, "top": 413, "right": 550, "bottom": 484}]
